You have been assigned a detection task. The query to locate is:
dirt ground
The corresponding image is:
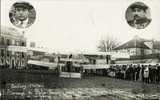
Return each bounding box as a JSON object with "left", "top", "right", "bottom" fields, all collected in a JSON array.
[{"left": 1, "top": 76, "right": 160, "bottom": 100}]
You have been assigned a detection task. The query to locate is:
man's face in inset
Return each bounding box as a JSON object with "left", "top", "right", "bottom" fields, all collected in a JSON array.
[
  {"left": 15, "top": 7, "right": 29, "bottom": 21},
  {"left": 132, "top": 8, "right": 146, "bottom": 20},
  {"left": 126, "top": 2, "right": 151, "bottom": 29}
]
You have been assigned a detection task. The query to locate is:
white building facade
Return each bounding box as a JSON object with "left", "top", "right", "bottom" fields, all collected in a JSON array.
[{"left": 0, "top": 26, "right": 27, "bottom": 69}]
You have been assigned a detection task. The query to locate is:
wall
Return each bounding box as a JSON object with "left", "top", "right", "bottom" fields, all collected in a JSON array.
[{"left": 114, "top": 48, "right": 152, "bottom": 56}]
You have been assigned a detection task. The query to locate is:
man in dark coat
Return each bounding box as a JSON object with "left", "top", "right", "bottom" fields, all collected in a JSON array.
[
  {"left": 149, "top": 65, "right": 157, "bottom": 83},
  {"left": 127, "top": 2, "right": 151, "bottom": 29},
  {"left": 157, "top": 64, "right": 160, "bottom": 84},
  {"left": 135, "top": 64, "right": 141, "bottom": 81}
]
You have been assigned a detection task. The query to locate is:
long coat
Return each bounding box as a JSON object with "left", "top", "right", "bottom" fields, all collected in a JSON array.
[{"left": 144, "top": 67, "right": 149, "bottom": 78}]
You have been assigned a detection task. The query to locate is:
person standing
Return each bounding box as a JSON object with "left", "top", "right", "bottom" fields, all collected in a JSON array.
[
  {"left": 135, "top": 64, "right": 141, "bottom": 81},
  {"left": 144, "top": 65, "right": 149, "bottom": 83},
  {"left": 157, "top": 64, "right": 160, "bottom": 84}
]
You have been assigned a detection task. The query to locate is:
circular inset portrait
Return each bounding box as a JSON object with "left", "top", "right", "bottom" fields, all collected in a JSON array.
[
  {"left": 9, "top": 1, "right": 36, "bottom": 28},
  {"left": 125, "top": 2, "right": 151, "bottom": 29}
]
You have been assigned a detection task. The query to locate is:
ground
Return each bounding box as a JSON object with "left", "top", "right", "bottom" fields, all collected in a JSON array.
[{"left": 0, "top": 76, "right": 160, "bottom": 100}]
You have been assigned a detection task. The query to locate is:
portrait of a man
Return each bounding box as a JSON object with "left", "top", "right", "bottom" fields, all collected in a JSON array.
[
  {"left": 9, "top": 2, "right": 36, "bottom": 28},
  {"left": 126, "top": 2, "right": 151, "bottom": 29}
]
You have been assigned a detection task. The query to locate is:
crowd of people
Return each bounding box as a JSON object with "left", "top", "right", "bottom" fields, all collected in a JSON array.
[
  {"left": 107, "top": 64, "right": 160, "bottom": 84},
  {"left": 61, "top": 61, "right": 160, "bottom": 84}
]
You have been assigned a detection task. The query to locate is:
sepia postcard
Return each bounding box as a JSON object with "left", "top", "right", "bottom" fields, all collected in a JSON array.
[{"left": 1, "top": 0, "right": 160, "bottom": 100}]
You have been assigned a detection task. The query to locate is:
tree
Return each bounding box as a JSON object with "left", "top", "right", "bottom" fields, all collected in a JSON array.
[{"left": 97, "top": 35, "right": 120, "bottom": 52}]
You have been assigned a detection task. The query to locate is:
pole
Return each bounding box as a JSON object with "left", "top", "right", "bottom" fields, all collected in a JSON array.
[{"left": 134, "top": 36, "right": 137, "bottom": 64}]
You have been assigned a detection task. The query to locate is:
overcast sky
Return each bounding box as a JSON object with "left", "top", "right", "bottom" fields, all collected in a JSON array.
[{"left": 1, "top": 0, "right": 160, "bottom": 53}]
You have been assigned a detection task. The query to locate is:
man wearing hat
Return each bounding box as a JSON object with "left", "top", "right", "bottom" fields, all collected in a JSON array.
[
  {"left": 127, "top": 2, "right": 151, "bottom": 29},
  {"left": 10, "top": 2, "right": 34, "bottom": 28}
]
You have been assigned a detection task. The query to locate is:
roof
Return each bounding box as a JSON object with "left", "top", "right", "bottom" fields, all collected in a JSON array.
[{"left": 114, "top": 36, "right": 150, "bottom": 50}]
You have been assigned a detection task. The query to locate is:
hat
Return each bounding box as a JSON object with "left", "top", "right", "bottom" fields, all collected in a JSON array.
[
  {"left": 13, "top": 2, "right": 33, "bottom": 10},
  {"left": 130, "top": 2, "right": 148, "bottom": 11}
]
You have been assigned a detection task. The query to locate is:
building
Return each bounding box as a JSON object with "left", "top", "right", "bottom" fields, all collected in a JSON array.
[
  {"left": 113, "top": 35, "right": 160, "bottom": 64},
  {"left": 30, "top": 42, "right": 36, "bottom": 48},
  {"left": 114, "top": 35, "right": 160, "bottom": 55},
  {"left": 0, "top": 26, "right": 27, "bottom": 69}
]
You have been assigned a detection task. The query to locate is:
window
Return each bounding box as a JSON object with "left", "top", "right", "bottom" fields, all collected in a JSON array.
[
  {"left": 16, "top": 41, "right": 19, "bottom": 46},
  {"left": 1, "top": 49, "right": 5, "bottom": 57},
  {"left": 21, "top": 42, "right": 24, "bottom": 46},
  {"left": 21, "top": 42, "right": 26, "bottom": 46},
  {"left": 93, "top": 59, "right": 96, "bottom": 64},
  {"left": 0, "top": 37, "right": 5, "bottom": 45},
  {"left": 22, "top": 53, "right": 25, "bottom": 58},
  {"left": 7, "top": 51, "right": 10, "bottom": 57},
  {"left": 6, "top": 39, "right": 11, "bottom": 45},
  {"left": 100, "top": 55, "right": 103, "bottom": 59},
  {"left": 1, "top": 59, "right": 4, "bottom": 64}
]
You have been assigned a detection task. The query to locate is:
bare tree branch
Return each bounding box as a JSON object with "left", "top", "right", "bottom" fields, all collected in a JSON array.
[{"left": 97, "top": 35, "right": 120, "bottom": 52}]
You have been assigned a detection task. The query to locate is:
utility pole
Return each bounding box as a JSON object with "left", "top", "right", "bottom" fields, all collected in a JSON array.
[{"left": 134, "top": 36, "right": 137, "bottom": 64}]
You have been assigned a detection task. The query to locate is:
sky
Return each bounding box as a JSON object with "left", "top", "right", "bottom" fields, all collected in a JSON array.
[{"left": 1, "top": 0, "right": 160, "bottom": 53}]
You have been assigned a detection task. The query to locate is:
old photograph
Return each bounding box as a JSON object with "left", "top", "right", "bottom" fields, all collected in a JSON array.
[{"left": 1, "top": 0, "right": 160, "bottom": 100}]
